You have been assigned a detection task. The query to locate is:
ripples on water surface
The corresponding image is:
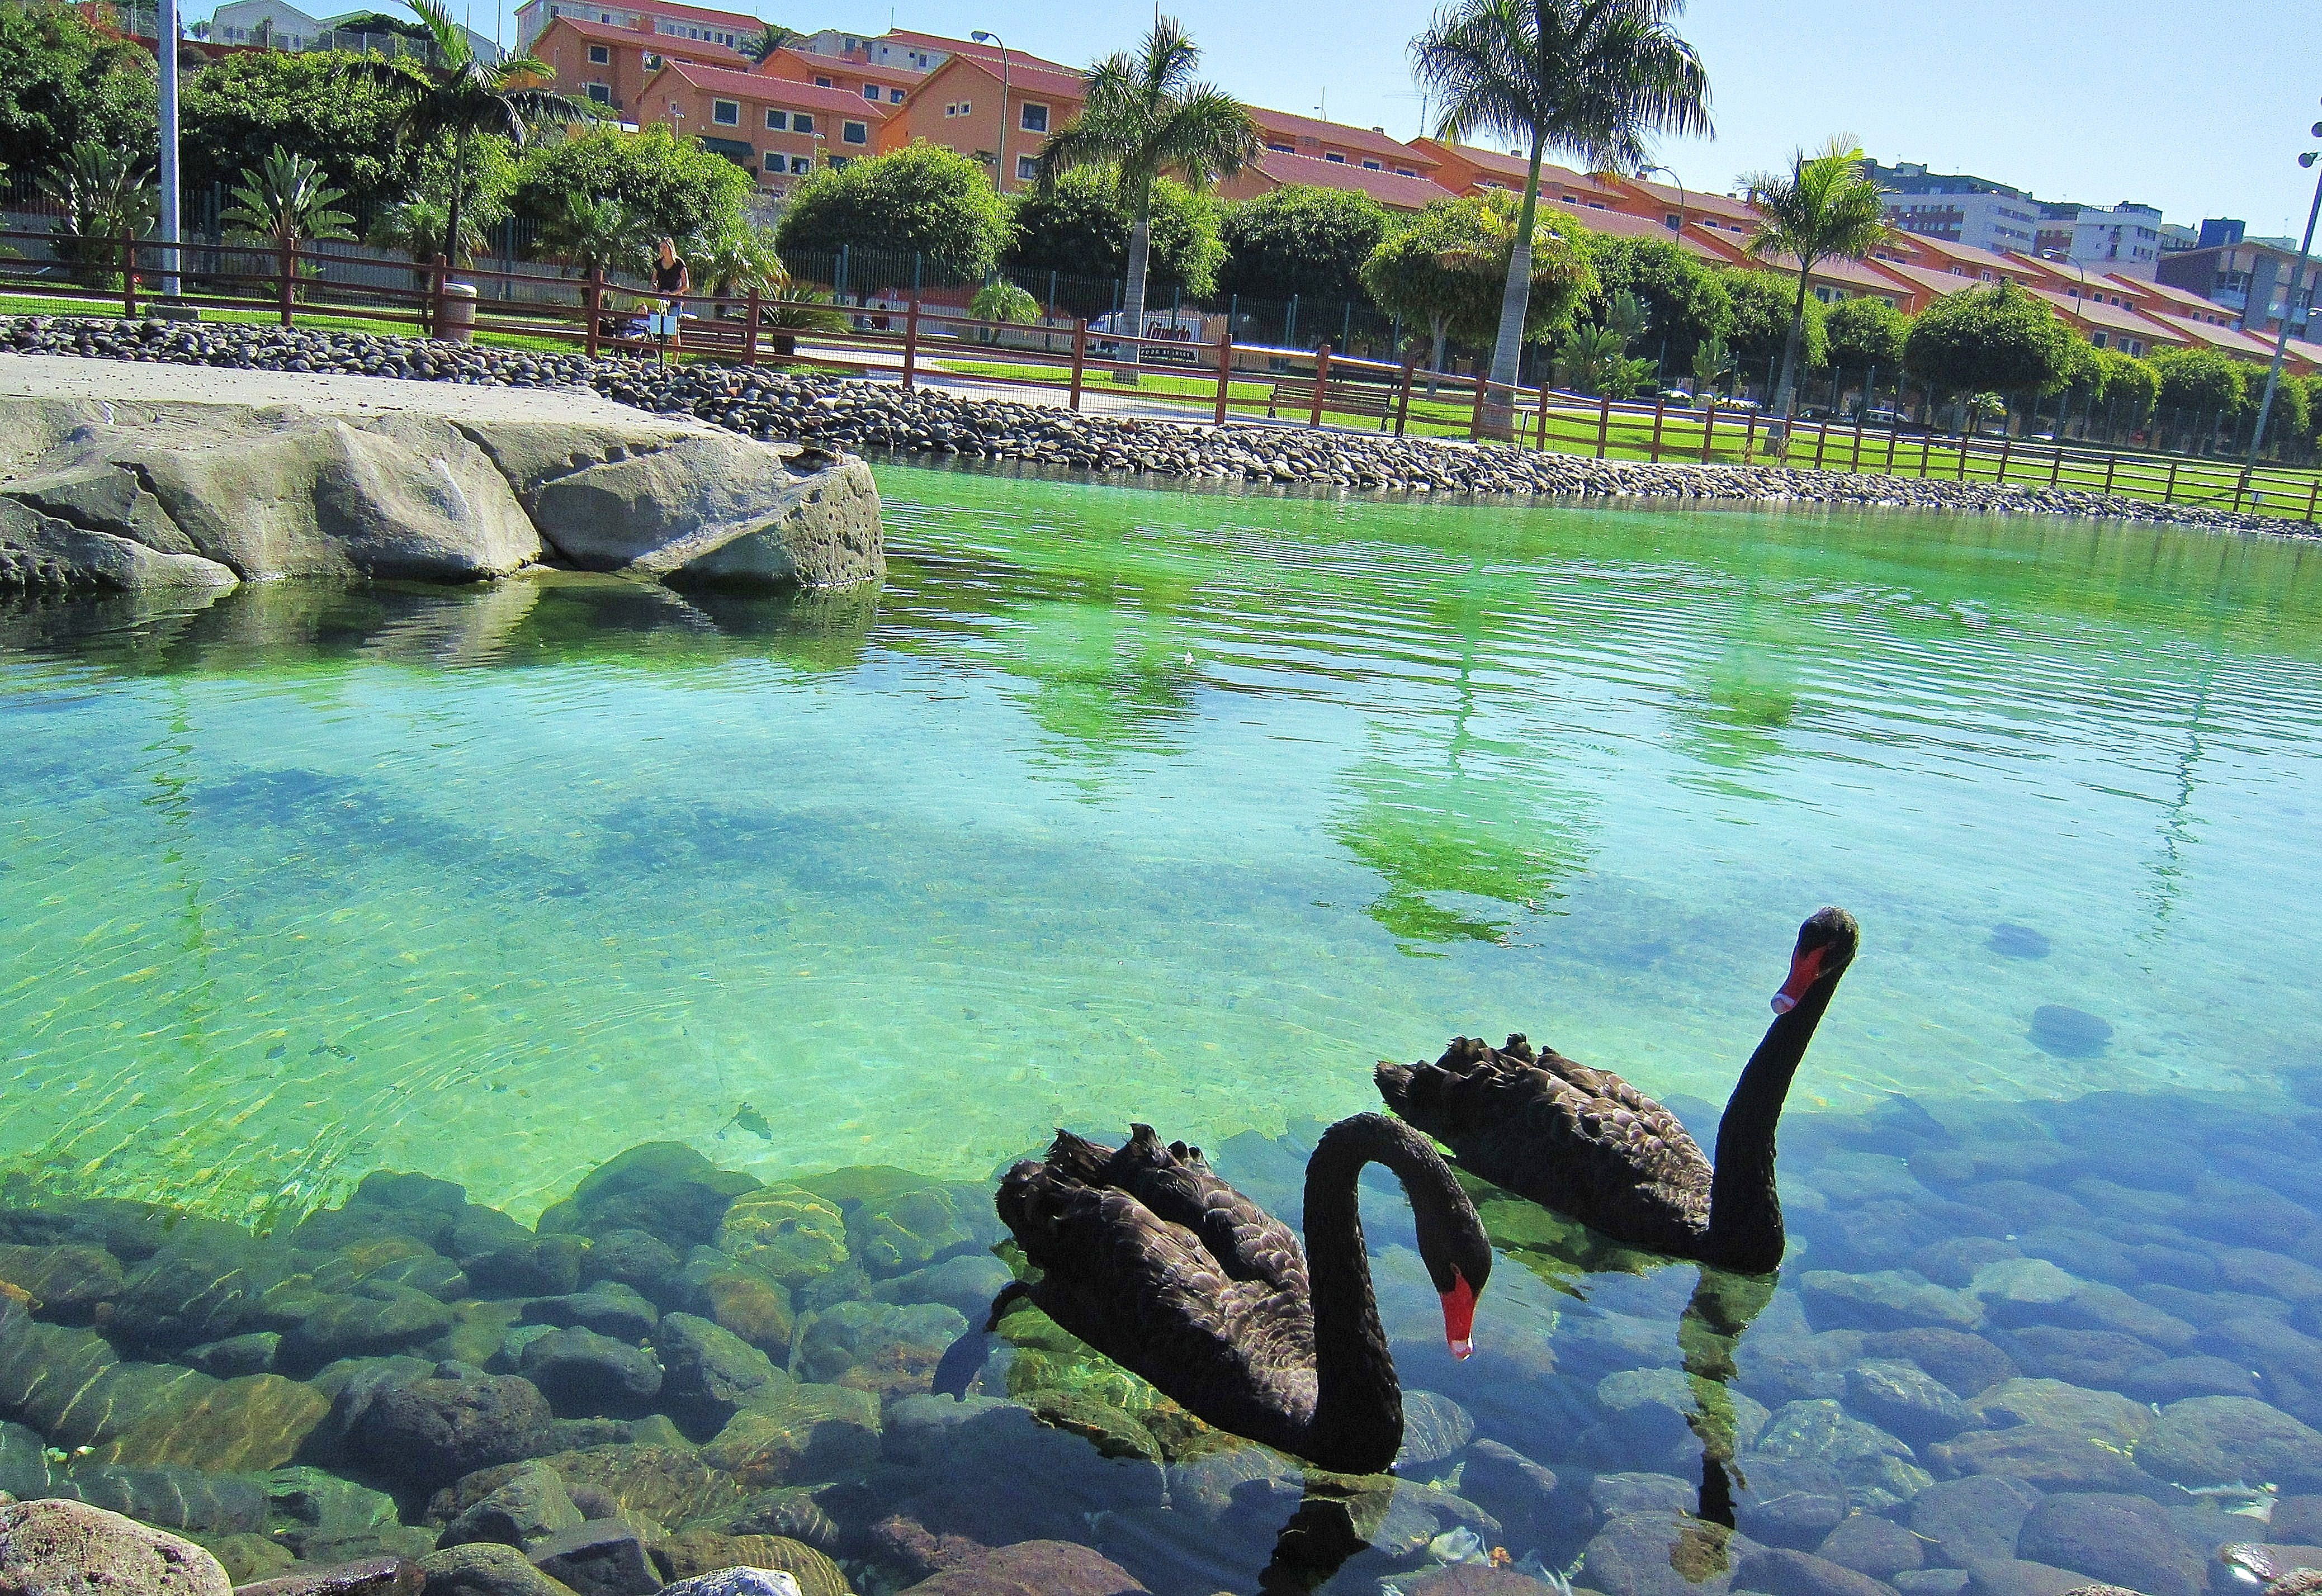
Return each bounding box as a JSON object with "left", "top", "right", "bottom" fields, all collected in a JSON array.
[{"left": 3, "top": 467, "right": 2321, "bottom": 1592}]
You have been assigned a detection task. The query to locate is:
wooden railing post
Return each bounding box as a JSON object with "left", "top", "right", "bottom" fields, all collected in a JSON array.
[
  {"left": 1213, "top": 328, "right": 1232, "bottom": 425},
  {"left": 1648, "top": 395, "right": 1666, "bottom": 463},
  {"left": 1596, "top": 393, "right": 1611, "bottom": 459},
  {"left": 1309, "top": 344, "right": 1331, "bottom": 429},
  {"left": 2163, "top": 456, "right": 2179, "bottom": 504},
  {"left": 1851, "top": 412, "right": 1865, "bottom": 473},
  {"left": 744, "top": 285, "right": 760, "bottom": 366},
  {"left": 279, "top": 239, "right": 296, "bottom": 326},
  {"left": 1885, "top": 418, "right": 1899, "bottom": 475},
  {"left": 121, "top": 231, "right": 138, "bottom": 318},
  {"left": 2305, "top": 473, "right": 2319, "bottom": 524},
  {"left": 1394, "top": 356, "right": 1415, "bottom": 438},
  {"left": 1813, "top": 419, "right": 1828, "bottom": 471},
  {"left": 1700, "top": 403, "right": 1716, "bottom": 465},
  {"left": 1068, "top": 318, "right": 1086, "bottom": 412},
  {"left": 585, "top": 267, "right": 604, "bottom": 359},
  {"left": 1467, "top": 371, "right": 1487, "bottom": 443},
  {"left": 901, "top": 295, "right": 920, "bottom": 390},
  {"left": 1534, "top": 384, "right": 1549, "bottom": 449},
  {"left": 2050, "top": 441, "right": 2064, "bottom": 488},
  {"left": 2102, "top": 453, "right": 2117, "bottom": 497},
  {"left": 429, "top": 253, "right": 448, "bottom": 339},
  {"left": 1996, "top": 433, "right": 2013, "bottom": 484}
]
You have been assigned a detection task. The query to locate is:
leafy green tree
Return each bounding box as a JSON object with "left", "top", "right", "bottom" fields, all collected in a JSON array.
[
  {"left": 0, "top": 0, "right": 154, "bottom": 179},
  {"left": 2252, "top": 364, "right": 2311, "bottom": 455},
  {"left": 2093, "top": 347, "right": 2158, "bottom": 424},
  {"left": 1034, "top": 16, "right": 1256, "bottom": 378},
  {"left": 774, "top": 141, "right": 1012, "bottom": 280},
  {"left": 339, "top": 0, "right": 588, "bottom": 264},
  {"left": 1003, "top": 164, "right": 1221, "bottom": 301},
  {"left": 1568, "top": 228, "right": 1730, "bottom": 372},
  {"left": 1552, "top": 321, "right": 1648, "bottom": 397},
  {"left": 1723, "top": 269, "right": 1823, "bottom": 383},
  {"left": 1901, "top": 282, "right": 2075, "bottom": 405},
  {"left": 529, "top": 191, "right": 655, "bottom": 277},
  {"left": 741, "top": 22, "right": 799, "bottom": 63},
  {"left": 691, "top": 217, "right": 789, "bottom": 297},
  {"left": 2149, "top": 345, "right": 2247, "bottom": 419},
  {"left": 369, "top": 191, "right": 480, "bottom": 264},
  {"left": 42, "top": 140, "right": 154, "bottom": 286},
  {"left": 1360, "top": 192, "right": 1592, "bottom": 384},
  {"left": 1822, "top": 295, "right": 1907, "bottom": 377},
  {"left": 970, "top": 279, "right": 1040, "bottom": 324},
  {"left": 1741, "top": 136, "right": 1887, "bottom": 432},
  {"left": 182, "top": 50, "right": 426, "bottom": 219},
  {"left": 1411, "top": 0, "right": 1710, "bottom": 435},
  {"left": 222, "top": 145, "right": 355, "bottom": 252},
  {"left": 1217, "top": 184, "right": 1391, "bottom": 305},
  {"left": 511, "top": 124, "right": 750, "bottom": 250},
  {"left": 1689, "top": 329, "right": 1734, "bottom": 396}
]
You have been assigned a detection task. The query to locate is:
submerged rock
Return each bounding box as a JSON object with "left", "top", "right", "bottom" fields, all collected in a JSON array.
[
  {"left": 0, "top": 1496, "right": 231, "bottom": 1596},
  {"left": 2134, "top": 1395, "right": 2322, "bottom": 1490},
  {"left": 351, "top": 1375, "right": 554, "bottom": 1489}
]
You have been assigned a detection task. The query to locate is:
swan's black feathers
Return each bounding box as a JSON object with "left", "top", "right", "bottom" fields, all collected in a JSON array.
[
  {"left": 1379, "top": 1034, "right": 1712, "bottom": 1254},
  {"left": 997, "top": 1138, "right": 1316, "bottom": 1451}
]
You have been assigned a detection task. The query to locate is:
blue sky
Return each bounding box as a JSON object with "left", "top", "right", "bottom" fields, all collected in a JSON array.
[{"left": 735, "top": 0, "right": 2322, "bottom": 239}]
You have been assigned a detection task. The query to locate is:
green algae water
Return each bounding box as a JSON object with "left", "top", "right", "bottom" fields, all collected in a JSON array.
[{"left": 6, "top": 467, "right": 2322, "bottom": 1593}]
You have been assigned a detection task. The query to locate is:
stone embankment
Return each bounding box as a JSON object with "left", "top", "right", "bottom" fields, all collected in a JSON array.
[
  {"left": 0, "top": 344, "right": 883, "bottom": 595},
  {"left": 1, "top": 316, "right": 2299, "bottom": 538}
]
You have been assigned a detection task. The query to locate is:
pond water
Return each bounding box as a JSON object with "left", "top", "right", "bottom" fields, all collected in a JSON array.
[{"left": 2, "top": 468, "right": 2321, "bottom": 1595}]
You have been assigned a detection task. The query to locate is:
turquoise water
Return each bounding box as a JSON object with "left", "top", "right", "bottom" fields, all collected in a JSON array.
[
  {"left": 6, "top": 469, "right": 2322, "bottom": 1592},
  {"left": 7, "top": 469, "right": 2318, "bottom": 1224}
]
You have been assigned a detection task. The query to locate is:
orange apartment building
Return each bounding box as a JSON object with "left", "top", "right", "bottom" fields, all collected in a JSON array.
[
  {"left": 1222, "top": 150, "right": 1452, "bottom": 212},
  {"left": 873, "top": 41, "right": 1085, "bottom": 191},
  {"left": 531, "top": 14, "right": 749, "bottom": 116},
  {"left": 756, "top": 44, "right": 922, "bottom": 112},
  {"left": 513, "top": 0, "right": 756, "bottom": 53},
  {"left": 636, "top": 60, "right": 893, "bottom": 197}
]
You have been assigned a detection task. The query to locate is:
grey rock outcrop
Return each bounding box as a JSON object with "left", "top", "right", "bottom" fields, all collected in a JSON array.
[{"left": 0, "top": 358, "right": 881, "bottom": 595}]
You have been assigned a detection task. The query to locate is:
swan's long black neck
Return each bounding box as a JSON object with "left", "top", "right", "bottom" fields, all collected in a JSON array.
[
  {"left": 1300, "top": 1115, "right": 1448, "bottom": 1476},
  {"left": 1705, "top": 976, "right": 1838, "bottom": 1273}
]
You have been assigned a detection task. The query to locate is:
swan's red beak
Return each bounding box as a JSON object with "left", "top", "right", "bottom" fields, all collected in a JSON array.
[
  {"left": 1772, "top": 944, "right": 1826, "bottom": 1016},
  {"left": 1440, "top": 1272, "right": 1478, "bottom": 1360}
]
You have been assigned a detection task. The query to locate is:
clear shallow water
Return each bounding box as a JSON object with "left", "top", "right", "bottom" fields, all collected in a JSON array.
[{"left": 3, "top": 471, "right": 2322, "bottom": 1593}]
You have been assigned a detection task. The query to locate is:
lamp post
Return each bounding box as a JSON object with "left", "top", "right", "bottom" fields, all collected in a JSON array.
[
  {"left": 1639, "top": 162, "right": 1688, "bottom": 235},
  {"left": 2245, "top": 120, "right": 2322, "bottom": 479},
  {"left": 972, "top": 30, "right": 1010, "bottom": 192},
  {"left": 157, "top": 0, "right": 181, "bottom": 299}
]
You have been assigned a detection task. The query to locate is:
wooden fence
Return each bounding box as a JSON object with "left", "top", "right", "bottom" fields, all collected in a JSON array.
[{"left": 4, "top": 229, "right": 2315, "bottom": 525}]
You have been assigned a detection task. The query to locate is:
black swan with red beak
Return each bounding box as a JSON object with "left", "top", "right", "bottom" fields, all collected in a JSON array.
[
  {"left": 1376, "top": 907, "right": 1860, "bottom": 1275},
  {"left": 994, "top": 1113, "right": 1493, "bottom": 1476}
]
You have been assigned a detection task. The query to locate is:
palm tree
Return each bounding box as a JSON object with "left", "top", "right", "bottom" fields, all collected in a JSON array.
[
  {"left": 532, "top": 191, "right": 656, "bottom": 280},
  {"left": 222, "top": 145, "right": 356, "bottom": 298},
  {"left": 1412, "top": 0, "right": 1710, "bottom": 437},
  {"left": 742, "top": 22, "right": 798, "bottom": 63},
  {"left": 369, "top": 192, "right": 486, "bottom": 268},
  {"left": 42, "top": 142, "right": 158, "bottom": 288},
  {"left": 1035, "top": 17, "right": 1255, "bottom": 383},
  {"left": 1690, "top": 329, "right": 1735, "bottom": 398},
  {"left": 339, "top": 0, "right": 591, "bottom": 268},
  {"left": 1742, "top": 136, "right": 1888, "bottom": 449}
]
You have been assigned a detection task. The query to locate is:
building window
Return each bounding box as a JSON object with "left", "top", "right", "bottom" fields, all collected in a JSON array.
[
  {"left": 1266, "top": 141, "right": 1293, "bottom": 154},
  {"left": 1323, "top": 151, "right": 1344, "bottom": 163},
  {"left": 792, "top": 113, "right": 812, "bottom": 134},
  {"left": 712, "top": 98, "right": 739, "bottom": 125},
  {"left": 789, "top": 155, "right": 810, "bottom": 173},
  {"left": 957, "top": 100, "right": 970, "bottom": 114},
  {"left": 862, "top": 83, "right": 878, "bottom": 100},
  {"left": 1020, "top": 101, "right": 1048, "bottom": 134},
  {"left": 1396, "top": 168, "right": 1415, "bottom": 177},
  {"left": 814, "top": 74, "right": 831, "bottom": 87},
  {"left": 1361, "top": 159, "right": 1381, "bottom": 171},
  {"left": 587, "top": 42, "right": 608, "bottom": 62},
  {"left": 765, "top": 108, "right": 787, "bottom": 129},
  {"left": 841, "top": 119, "right": 868, "bottom": 144},
  {"left": 642, "top": 50, "right": 660, "bottom": 65},
  {"left": 1665, "top": 212, "right": 1681, "bottom": 230},
  {"left": 829, "top": 154, "right": 851, "bottom": 169},
  {"left": 888, "top": 87, "right": 904, "bottom": 102},
  {"left": 1016, "top": 153, "right": 1038, "bottom": 182},
  {"left": 587, "top": 80, "right": 611, "bottom": 102},
  {"left": 655, "top": 18, "right": 673, "bottom": 31}
]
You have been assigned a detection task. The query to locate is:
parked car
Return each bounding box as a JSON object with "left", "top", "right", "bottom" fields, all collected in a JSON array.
[
  {"left": 1860, "top": 406, "right": 1903, "bottom": 429},
  {"left": 1658, "top": 388, "right": 1695, "bottom": 404}
]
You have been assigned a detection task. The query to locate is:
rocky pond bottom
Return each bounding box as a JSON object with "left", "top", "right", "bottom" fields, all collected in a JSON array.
[{"left": 8, "top": 1081, "right": 2322, "bottom": 1596}]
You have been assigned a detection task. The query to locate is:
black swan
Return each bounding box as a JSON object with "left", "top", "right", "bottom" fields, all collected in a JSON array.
[
  {"left": 991, "top": 1113, "right": 1493, "bottom": 1477},
  {"left": 1375, "top": 907, "right": 1859, "bottom": 1275}
]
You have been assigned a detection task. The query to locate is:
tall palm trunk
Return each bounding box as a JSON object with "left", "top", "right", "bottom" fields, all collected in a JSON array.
[
  {"left": 442, "top": 133, "right": 467, "bottom": 273},
  {"left": 1119, "top": 205, "right": 1152, "bottom": 387},
  {"left": 1768, "top": 261, "right": 1813, "bottom": 453},
  {"left": 1426, "top": 314, "right": 1448, "bottom": 400},
  {"left": 1480, "top": 134, "right": 1546, "bottom": 440}
]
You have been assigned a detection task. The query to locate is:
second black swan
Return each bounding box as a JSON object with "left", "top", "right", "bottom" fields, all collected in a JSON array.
[
  {"left": 1375, "top": 907, "right": 1859, "bottom": 1274},
  {"left": 994, "top": 1112, "right": 1492, "bottom": 1477}
]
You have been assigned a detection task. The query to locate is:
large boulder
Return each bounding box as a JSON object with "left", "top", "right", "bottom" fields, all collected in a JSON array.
[
  {"left": 0, "top": 360, "right": 882, "bottom": 594},
  {"left": 0, "top": 1497, "right": 231, "bottom": 1596},
  {"left": 352, "top": 1375, "right": 554, "bottom": 1488}
]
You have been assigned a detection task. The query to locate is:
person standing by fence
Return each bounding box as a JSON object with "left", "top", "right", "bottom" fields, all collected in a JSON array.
[{"left": 652, "top": 238, "right": 690, "bottom": 353}]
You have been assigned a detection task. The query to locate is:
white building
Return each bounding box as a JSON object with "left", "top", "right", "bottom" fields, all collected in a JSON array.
[
  {"left": 794, "top": 27, "right": 950, "bottom": 72},
  {"left": 207, "top": 0, "right": 323, "bottom": 48},
  {"left": 2070, "top": 203, "right": 2165, "bottom": 279},
  {"left": 514, "top": 0, "right": 755, "bottom": 53},
  {"left": 1881, "top": 190, "right": 2039, "bottom": 256}
]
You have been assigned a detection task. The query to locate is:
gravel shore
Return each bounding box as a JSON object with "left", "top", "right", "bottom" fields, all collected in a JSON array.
[{"left": 3, "top": 315, "right": 2297, "bottom": 535}]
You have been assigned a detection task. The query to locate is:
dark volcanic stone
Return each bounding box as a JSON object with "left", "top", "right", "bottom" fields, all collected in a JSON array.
[
  {"left": 526, "top": 1518, "right": 663, "bottom": 1596},
  {"left": 1861, "top": 1329, "right": 2016, "bottom": 1399},
  {"left": 1907, "top": 1475, "right": 2042, "bottom": 1567},
  {"left": 351, "top": 1375, "right": 554, "bottom": 1489},
  {"left": 2014, "top": 1492, "right": 2201, "bottom": 1596},
  {"left": 896, "top": 1538, "right": 1148, "bottom": 1595},
  {"left": 465, "top": 1238, "right": 588, "bottom": 1298},
  {"left": 652, "top": 1311, "right": 784, "bottom": 1421},
  {"left": 437, "top": 1463, "right": 583, "bottom": 1552},
  {"left": 2027, "top": 1006, "right": 2112, "bottom": 1058},
  {"left": 516, "top": 1327, "right": 663, "bottom": 1417},
  {"left": 1814, "top": 1515, "right": 1922, "bottom": 1580},
  {"left": 1989, "top": 925, "right": 2051, "bottom": 959},
  {"left": 1732, "top": 1547, "right": 1896, "bottom": 1596},
  {"left": 1843, "top": 1358, "right": 1970, "bottom": 1445},
  {"left": 1998, "top": 1327, "right": 2159, "bottom": 1391}
]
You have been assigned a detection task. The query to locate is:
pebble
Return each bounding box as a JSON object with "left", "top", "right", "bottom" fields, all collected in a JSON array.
[{"left": 1, "top": 317, "right": 2301, "bottom": 534}]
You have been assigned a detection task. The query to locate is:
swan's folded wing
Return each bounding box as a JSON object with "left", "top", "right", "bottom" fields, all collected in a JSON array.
[{"left": 1098, "top": 1125, "right": 1308, "bottom": 1296}]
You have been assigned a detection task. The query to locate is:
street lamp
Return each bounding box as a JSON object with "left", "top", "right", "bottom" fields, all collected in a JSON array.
[
  {"left": 971, "top": 30, "right": 1011, "bottom": 192},
  {"left": 2245, "top": 118, "right": 2322, "bottom": 478},
  {"left": 1639, "top": 162, "right": 1688, "bottom": 235}
]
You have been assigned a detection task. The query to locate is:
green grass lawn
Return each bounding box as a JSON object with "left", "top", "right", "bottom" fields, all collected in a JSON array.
[{"left": 0, "top": 288, "right": 578, "bottom": 355}]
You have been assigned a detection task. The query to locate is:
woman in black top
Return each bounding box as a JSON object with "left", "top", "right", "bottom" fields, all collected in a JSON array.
[{"left": 653, "top": 237, "right": 689, "bottom": 349}]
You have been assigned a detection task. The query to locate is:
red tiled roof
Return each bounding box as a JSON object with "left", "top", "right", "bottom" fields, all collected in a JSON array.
[
  {"left": 2022, "top": 283, "right": 2181, "bottom": 344},
  {"left": 2141, "top": 311, "right": 2280, "bottom": 359},
  {"left": 1249, "top": 150, "right": 1453, "bottom": 210},
  {"left": 1541, "top": 201, "right": 1728, "bottom": 263},
  {"left": 1609, "top": 174, "right": 1760, "bottom": 227},
  {"left": 1738, "top": 249, "right": 1909, "bottom": 295},
  {"left": 930, "top": 50, "right": 1086, "bottom": 103},
  {"left": 617, "top": 0, "right": 762, "bottom": 31},
  {"left": 659, "top": 59, "right": 896, "bottom": 116},
  {"left": 1894, "top": 233, "right": 2033, "bottom": 279},
  {"left": 882, "top": 29, "right": 1076, "bottom": 74},
  {"left": 1871, "top": 259, "right": 2004, "bottom": 300},
  {"left": 547, "top": 15, "right": 746, "bottom": 62},
  {"left": 763, "top": 45, "right": 923, "bottom": 83},
  {"left": 2126, "top": 275, "right": 2226, "bottom": 314},
  {"left": 1416, "top": 141, "right": 1618, "bottom": 198},
  {"left": 1249, "top": 107, "right": 1436, "bottom": 168}
]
